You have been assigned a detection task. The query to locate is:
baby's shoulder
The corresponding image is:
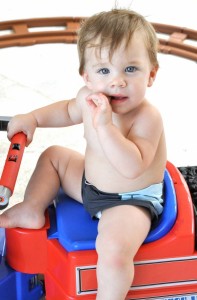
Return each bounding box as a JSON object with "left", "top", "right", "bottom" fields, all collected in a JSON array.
[
  {"left": 132, "top": 101, "right": 163, "bottom": 132},
  {"left": 76, "top": 86, "right": 90, "bottom": 103},
  {"left": 138, "top": 100, "right": 162, "bottom": 120}
]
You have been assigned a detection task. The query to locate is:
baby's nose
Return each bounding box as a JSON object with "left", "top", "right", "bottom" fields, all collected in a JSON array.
[{"left": 111, "top": 77, "right": 126, "bottom": 88}]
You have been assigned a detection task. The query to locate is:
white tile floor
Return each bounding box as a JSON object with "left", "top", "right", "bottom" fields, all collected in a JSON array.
[{"left": 0, "top": 0, "right": 197, "bottom": 207}]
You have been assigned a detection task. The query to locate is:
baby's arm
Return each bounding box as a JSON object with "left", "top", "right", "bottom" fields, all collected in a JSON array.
[
  {"left": 7, "top": 97, "right": 82, "bottom": 146},
  {"left": 87, "top": 93, "right": 164, "bottom": 179}
]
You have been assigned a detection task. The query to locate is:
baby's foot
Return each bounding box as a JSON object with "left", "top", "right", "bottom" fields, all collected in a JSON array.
[{"left": 0, "top": 202, "right": 46, "bottom": 229}]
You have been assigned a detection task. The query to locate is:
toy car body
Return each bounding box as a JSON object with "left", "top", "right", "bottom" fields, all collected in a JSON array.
[{"left": 3, "top": 159, "right": 197, "bottom": 300}]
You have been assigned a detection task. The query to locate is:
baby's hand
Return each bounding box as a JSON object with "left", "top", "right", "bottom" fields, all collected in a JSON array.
[
  {"left": 7, "top": 113, "right": 37, "bottom": 146},
  {"left": 86, "top": 93, "right": 112, "bottom": 129}
]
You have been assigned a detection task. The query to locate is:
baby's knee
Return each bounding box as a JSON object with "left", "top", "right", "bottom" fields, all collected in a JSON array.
[
  {"left": 96, "top": 233, "right": 133, "bottom": 269},
  {"left": 38, "top": 145, "right": 62, "bottom": 161}
]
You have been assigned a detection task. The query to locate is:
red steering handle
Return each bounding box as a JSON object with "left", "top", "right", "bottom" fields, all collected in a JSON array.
[{"left": 0, "top": 132, "right": 26, "bottom": 209}]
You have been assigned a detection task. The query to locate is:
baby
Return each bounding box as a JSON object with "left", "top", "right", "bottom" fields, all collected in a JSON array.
[{"left": 0, "top": 9, "right": 166, "bottom": 300}]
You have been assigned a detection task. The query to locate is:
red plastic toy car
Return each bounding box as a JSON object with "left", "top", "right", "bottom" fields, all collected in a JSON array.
[{"left": 1, "top": 133, "right": 197, "bottom": 300}]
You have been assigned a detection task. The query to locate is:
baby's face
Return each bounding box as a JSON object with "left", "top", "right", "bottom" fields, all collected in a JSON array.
[{"left": 82, "top": 32, "right": 158, "bottom": 114}]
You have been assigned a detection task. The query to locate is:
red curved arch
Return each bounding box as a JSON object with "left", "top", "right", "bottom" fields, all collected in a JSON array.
[{"left": 0, "top": 17, "right": 196, "bottom": 61}]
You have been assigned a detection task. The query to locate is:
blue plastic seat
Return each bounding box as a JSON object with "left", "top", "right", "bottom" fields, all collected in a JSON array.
[
  {"left": 144, "top": 169, "right": 177, "bottom": 243},
  {"left": 51, "top": 169, "right": 177, "bottom": 252}
]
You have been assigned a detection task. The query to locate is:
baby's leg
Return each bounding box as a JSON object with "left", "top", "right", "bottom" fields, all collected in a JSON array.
[
  {"left": 95, "top": 205, "right": 151, "bottom": 300},
  {"left": 0, "top": 146, "right": 84, "bottom": 229}
]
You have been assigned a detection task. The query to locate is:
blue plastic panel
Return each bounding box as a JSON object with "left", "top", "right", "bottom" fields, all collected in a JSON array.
[
  {"left": 0, "top": 257, "right": 44, "bottom": 300},
  {"left": 144, "top": 169, "right": 177, "bottom": 243},
  {"left": 56, "top": 193, "right": 98, "bottom": 251},
  {"left": 0, "top": 228, "right": 5, "bottom": 261}
]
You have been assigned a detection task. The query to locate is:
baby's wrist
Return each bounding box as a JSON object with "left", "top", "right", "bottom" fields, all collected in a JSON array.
[
  {"left": 28, "top": 112, "right": 38, "bottom": 128},
  {"left": 96, "top": 122, "right": 113, "bottom": 136}
]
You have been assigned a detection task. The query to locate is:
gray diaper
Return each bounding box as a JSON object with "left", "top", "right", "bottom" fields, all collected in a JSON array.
[{"left": 82, "top": 173, "right": 164, "bottom": 221}]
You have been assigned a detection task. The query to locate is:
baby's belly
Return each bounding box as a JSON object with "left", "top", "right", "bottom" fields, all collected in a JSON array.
[{"left": 84, "top": 151, "right": 162, "bottom": 193}]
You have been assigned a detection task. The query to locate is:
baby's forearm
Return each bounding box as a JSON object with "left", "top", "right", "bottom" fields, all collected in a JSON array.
[
  {"left": 96, "top": 124, "right": 146, "bottom": 179},
  {"left": 31, "top": 100, "right": 73, "bottom": 128},
  {"left": 7, "top": 99, "right": 78, "bottom": 145}
]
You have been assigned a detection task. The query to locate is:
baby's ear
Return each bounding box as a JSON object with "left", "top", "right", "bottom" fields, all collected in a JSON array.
[
  {"left": 148, "top": 66, "right": 158, "bottom": 87},
  {"left": 82, "top": 72, "right": 93, "bottom": 89}
]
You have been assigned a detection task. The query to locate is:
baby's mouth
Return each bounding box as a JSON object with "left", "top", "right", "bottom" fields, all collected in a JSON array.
[{"left": 110, "top": 95, "right": 127, "bottom": 101}]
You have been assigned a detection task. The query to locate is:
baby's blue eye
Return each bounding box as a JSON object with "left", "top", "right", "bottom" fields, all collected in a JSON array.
[
  {"left": 125, "top": 66, "right": 137, "bottom": 73},
  {"left": 98, "top": 68, "right": 110, "bottom": 75}
]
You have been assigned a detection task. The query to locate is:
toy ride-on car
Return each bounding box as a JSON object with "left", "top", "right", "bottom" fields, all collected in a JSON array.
[{"left": 1, "top": 133, "right": 197, "bottom": 300}]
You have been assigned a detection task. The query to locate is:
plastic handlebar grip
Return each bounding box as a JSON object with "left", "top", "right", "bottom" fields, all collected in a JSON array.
[{"left": 0, "top": 132, "right": 26, "bottom": 209}]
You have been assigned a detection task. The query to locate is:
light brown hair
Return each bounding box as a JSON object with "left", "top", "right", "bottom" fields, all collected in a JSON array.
[{"left": 77, "top": 9, "right": 159, "bottom": 75}]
